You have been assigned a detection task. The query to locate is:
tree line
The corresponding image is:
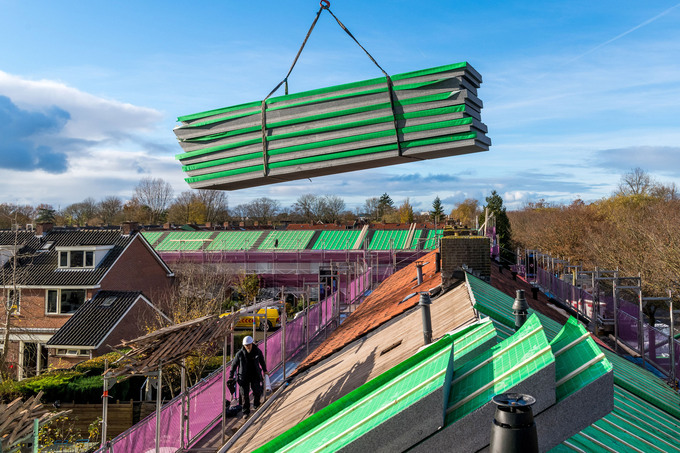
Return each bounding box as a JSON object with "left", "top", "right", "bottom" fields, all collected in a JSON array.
[
  {"left": 509, "top": 168, "right": 680, "bottom": 297},
  {"left": 1, "top": 178, "right": 476, "bottom": 228}
]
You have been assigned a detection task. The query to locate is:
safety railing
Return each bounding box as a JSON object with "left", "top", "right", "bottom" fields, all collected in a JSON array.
[
  {"left": 98, "top": 268, "right": 371, "bottom": 452},
  {"left": 514, "top": 255, "right": 679, "bottom": 385}
]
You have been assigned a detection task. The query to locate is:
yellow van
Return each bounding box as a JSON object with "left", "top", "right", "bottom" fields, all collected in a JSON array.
[{"left": 234, "top": 307, "right": 281, "bottom": 331}]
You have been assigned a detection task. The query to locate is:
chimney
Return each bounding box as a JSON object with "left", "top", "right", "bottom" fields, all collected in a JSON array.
[
  {"left": 121, "top": 221, "right": 140, "bottom": 236},
  {"left": 512, "top": 290, "right": 529, "bottom": 331},
  {"left": 490, "top": 393, "right": 538, "bottom": 453},
  {"left": 35, "top": 222, "right": 54, "bottom": 237},
  {"left": 416, "top": 261, "right": 424, "bottom": 285},
  {"left": 419, "top": 292, "right": 433, "bottom": 345},
  {"left": 440, "top": 233, "right": 491, "bottom": 290}
]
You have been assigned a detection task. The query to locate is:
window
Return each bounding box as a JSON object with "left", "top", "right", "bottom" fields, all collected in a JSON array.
[
  {"left": 6, "top": 289, "right": 20, "bottom": 313},
  {"left": 57, "top": 248, "right": 108, "bottom": 269},
  {"left": 55, "top": 349, "right": 89, "bottom": 356},
  {"left": 46, "top": 289, "right": 86, "bottom": 314}
]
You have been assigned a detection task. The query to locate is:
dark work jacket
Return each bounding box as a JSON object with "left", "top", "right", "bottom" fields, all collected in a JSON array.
[{"left": 229, "top": 344, "right": 267, "bottom": 383}]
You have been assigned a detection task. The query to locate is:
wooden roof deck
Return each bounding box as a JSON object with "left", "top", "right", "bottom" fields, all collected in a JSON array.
[{"left": 228, "top": 283, "right": 477, "bottom": 452}]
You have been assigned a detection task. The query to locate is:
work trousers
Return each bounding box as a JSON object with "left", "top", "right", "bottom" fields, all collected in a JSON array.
[{"left": 239, "top": 379, "right": 262, "bottom": 414}]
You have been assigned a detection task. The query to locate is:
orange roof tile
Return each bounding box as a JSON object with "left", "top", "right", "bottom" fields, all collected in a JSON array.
[{"left": 295, "top": 250, "right": 442, "bottom": 375}]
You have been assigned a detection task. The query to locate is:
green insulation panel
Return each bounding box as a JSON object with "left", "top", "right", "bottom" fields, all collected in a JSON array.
[
  {"left": 256, "top": 335, "right": 456, "bottom": 453},
  {"left": 141, "top": 231, "right": 164, "bottom": 246},
  {"left": 205, "top": 231, "right": 264, "bottom": 251},
  {"left": 550, "top": 317, "right": 612, "bottom": 400},
  {"left": 446, "top": 314, "right": 554, "bottom": 425},
  {"left": 466, "top": 272, "right": 563, "bottom": 339},
  {"left": 173, "top": 62, "right": 490, "bottom": 190},
  {"left": 312, "top": 230, "right": 361, "bottom": 250},
  {"left": 154, "top": 231, "right": 213, "bottom": 251},
  {"left": 258, "top": 230, "right": 315, "bottom": 250},
  {"left": 368, "top": 230, "right": 409, "bottom": 250},
  {"left": 463, "top": 271, "right": 680, "bottom": 452}
]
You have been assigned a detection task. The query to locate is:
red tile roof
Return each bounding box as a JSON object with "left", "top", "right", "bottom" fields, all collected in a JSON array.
[{"left": 294, "top": 250, "right": 442, "bottom": 375}]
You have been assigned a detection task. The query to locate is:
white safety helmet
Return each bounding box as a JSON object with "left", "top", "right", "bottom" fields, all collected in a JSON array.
[{"left": 243, "top": 335, "right": 254, "bottom": 346}]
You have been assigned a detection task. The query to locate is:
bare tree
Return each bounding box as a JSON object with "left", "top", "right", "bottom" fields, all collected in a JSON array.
[
  {"left": 195, "top": 190, "right": 228, "bottom": 224},
  {"left": 244, "top": 197, "right": 280, "bottom": 224},
  {"left": 98, "top": 196, "right": 123, "bottom": 225},
  {"left": 0, "top": 204, "right": 34, "bottom": 229},
  {"left": 361, "top": 197, "right": 380, "bottom": 221},
  {"left": 293, "top": 194, "right": 322, "bottom": 223},
  {"left": 0, "top": 219, "right": 34, "bottom": 379},
  {"left": 133, "top": 177, "right": 174, "bottom": 224},
  {"left": 319, "top": 195, "right": 345, "bottom": 223},
  {"left": 617, "top": 167, "right": 653, "bottom": 196}
]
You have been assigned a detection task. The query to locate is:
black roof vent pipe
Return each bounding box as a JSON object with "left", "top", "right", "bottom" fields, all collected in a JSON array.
[
  {"left": 435, "top": 251, "right": 441, "bottom": 273},
  {"left": 512, "top": 289, "right": 529, "bottom": 331},
  {"left": 490, "top": 393, "right": 538, "bottom": 453},
  {"left": 419, "top": 292, "right": 433, "bottom": 345},
  {"left": 416, "top": 261, "right": 424, "bottom": 285}
]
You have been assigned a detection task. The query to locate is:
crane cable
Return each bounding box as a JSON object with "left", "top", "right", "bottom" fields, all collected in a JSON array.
[{"left": 260, "top": 1, "right": 404, "bottom": 176}]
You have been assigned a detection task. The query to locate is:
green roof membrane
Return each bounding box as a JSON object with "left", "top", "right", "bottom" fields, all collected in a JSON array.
[
  {"left": 446, "top": 314, "right": 554, "bottom": 425},
  {"left": 257, "top": 230, "right": 314, "bottom": 250},
  {"left": 550, "top": 317, "right": 612, "bottom": 400},
  {"left": 205, "top": 231, "right": 263, "bottom": 251},
  {"left": 466, "top": 272, "right": 563, "bottom": 339},
  {"left": 255, "top": 335, "right": 456, "bottom": 453},
  {"left": 312, "top": 230, "right": 361, "bottom": 250},
  {"left": 141, "top": 231, "right": 164, "bottom": 246},
  {"left": 368, "top": 230, "right": 409, "bottom": 250},
  {"left": 154, "top": 231, "right": 213, "bottom": 251}
]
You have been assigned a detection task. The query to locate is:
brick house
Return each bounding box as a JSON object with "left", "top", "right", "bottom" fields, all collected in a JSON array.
[
  {"left": 46, "top": 291, "right": 172, "bottom": 370},
  {"left": 0, "top": 223, "right": 174, "bottom": 379}
]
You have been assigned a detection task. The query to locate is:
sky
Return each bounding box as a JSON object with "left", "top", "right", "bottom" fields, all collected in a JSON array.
[{"left": 1, "top": 0, "right": 679, "bottom": 213}]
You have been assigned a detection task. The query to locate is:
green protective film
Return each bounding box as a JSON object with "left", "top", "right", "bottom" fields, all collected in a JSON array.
[
  {"left": 185, "top": 164, "right": 263, "bottom": 184},
  {"left": 175, "top": 100, "right": 469, "bottom": 161},
  {"left": 255, "top": 335, "right": 455, "bottom": 453},
  {"left": 368, "top": 230, "right": 409, "bottom": 250},
  {"left": 154, "top": 231, "right": 213, "bottom": 251},
  {"left": 141, "top": 231, "right": 164, "bottom": 246},
  {"left": 205, "top": 231, "right": 264, "bottom": 251},
  {"left": 182, "top": 151, "right": 262, "bottom": 172},
  {"left": 258, "top": 230, "right": 315, "bottom": 250},
  {"left": 466, "top": 273, "right": 563, "bottom": 340},
  {"left": 446, "top": 314, "right": 554, "bottom": 425},
  {"left": 312, "top": 230, "right": 361, "bottom": 250},
  {"left": 549, "top": 317, "right": 612, "bottom": 400}
]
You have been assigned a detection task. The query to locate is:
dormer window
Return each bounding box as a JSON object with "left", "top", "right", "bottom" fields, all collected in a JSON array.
[{"left": 56, "top": 246, "right": 112, "bottom": 269}]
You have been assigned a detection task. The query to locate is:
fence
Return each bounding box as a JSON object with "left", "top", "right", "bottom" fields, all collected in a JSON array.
[
  {"left": 515, "top": 253, "right": 679, "bottom": 385},
  {"left": 98, "top": 268, "right": 371, "bottom": 453}
]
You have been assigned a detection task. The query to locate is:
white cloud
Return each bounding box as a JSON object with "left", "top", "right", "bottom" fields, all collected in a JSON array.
[{"left": 0, "top": 70, "right": 162, "bottom": 141}]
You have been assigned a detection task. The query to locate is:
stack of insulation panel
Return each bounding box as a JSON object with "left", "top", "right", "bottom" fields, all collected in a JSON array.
[{"left": 174, "top": 62, "right": 490, "bottom": 190}]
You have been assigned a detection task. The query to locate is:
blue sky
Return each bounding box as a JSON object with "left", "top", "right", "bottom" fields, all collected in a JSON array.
[{"left": 1, "top": 1, "right": 679, "bottom": 213}]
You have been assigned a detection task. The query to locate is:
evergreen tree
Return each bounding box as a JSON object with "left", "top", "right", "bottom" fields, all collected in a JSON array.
[
  {"left": 429, "top": 196, "right": 444, "bottom": 222},
  {"left": 377, "top": 193, "right": 395, "bottom": 222},
  {"left": 479, "top": 190, "right": 513, "bottom": 262}
]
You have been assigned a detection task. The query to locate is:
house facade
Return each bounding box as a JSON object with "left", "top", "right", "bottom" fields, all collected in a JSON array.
[{"left": 0, "top": 223, "right": 174, "bottom": 379}]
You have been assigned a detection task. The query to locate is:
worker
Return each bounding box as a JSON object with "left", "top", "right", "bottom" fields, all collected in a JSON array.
[{"left": 229, "top": 335, "right": 268, "bottom": 418}]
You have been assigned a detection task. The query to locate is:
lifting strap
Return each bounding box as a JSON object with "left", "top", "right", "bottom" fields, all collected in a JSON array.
[{"left": 260, "top": 1, "right": 404, "bottom": 177}]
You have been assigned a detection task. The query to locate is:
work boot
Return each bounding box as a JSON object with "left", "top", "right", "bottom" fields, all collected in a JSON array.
[{"left": 242, "top": 412, "right": 250, "bottom": 420}]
